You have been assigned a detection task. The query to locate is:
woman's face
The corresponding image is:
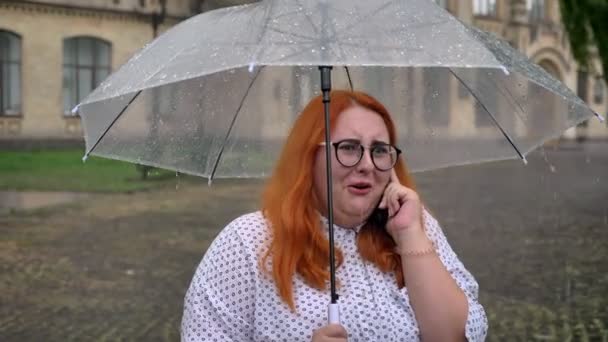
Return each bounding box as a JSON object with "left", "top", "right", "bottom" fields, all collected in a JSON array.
[{"left": 313, "top": 105, "right": 392, "bottom": 228}]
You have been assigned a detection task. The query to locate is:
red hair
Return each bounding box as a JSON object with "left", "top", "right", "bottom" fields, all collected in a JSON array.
[{"left": 261, "top": 90, "right": 416, "bottom": 311}]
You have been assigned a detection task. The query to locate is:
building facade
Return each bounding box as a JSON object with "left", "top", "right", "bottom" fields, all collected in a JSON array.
[{"left": 0, "top": 0, "right": 605, "bottom": 143}]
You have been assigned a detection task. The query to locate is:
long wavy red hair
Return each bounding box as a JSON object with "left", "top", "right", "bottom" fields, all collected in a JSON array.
[{"left": 261, "top": 90, "right": 416, "bottom": 311}]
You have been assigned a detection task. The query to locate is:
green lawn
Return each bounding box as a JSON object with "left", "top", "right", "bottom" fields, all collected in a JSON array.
[{"left": 0, "top": 150, "right": 192, "bottom": 192}]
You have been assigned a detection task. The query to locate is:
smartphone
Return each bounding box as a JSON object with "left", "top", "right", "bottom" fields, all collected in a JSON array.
[
  {"left": 368, "top": 183, "right": 391, "bottom": 228},
  {"left": 368, "top": 205, "right": 389, "bottom": 228}
]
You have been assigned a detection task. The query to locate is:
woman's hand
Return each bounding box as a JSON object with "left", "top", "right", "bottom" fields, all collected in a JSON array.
[
  {"left": 311, "top": 324, "right": 348, "bottom": 342},
  {"left": 378, "top": 169, "right": 426, "bottom": 247}
]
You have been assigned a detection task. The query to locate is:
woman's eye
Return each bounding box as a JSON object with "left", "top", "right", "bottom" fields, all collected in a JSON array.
[
  {"left": 373, "top": 146, "right": 389, "bottom": 154},
  {"left": 339, "top": 143, "right": 359, "bottom": 151}
]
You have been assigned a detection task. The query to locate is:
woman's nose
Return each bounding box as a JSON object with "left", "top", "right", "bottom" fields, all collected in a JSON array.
[{"left": 356, "top": 149, "right": 374, "bottom": 173}]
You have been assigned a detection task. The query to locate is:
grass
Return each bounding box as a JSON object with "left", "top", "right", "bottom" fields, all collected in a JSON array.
[{"left": 0, "top": 149, "right": 193, "bottom": 192}]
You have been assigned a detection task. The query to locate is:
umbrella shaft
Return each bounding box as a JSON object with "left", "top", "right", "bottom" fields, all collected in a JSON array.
[{"left": 319, "top": 66, "right": 338, "bottom": 304}]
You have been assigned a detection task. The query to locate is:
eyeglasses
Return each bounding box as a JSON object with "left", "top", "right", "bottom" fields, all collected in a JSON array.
[{"left": 320, "top": 139, "right": 402, "bottom": 171}]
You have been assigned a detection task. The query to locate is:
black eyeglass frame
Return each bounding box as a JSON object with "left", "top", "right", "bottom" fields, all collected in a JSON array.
[{"left": 320, "top": 139, "right": 402, "bottom": 171}]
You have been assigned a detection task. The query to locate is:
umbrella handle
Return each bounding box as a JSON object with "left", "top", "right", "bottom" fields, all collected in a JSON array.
[{"left": 328, "top": 302, "right": 340, "bottom": 324}]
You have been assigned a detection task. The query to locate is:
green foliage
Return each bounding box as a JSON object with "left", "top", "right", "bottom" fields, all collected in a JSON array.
[
  {"left": 559, "top": 0, "right": 608, "bottom": 82},
  {"left": 0, "top": 150, "right": 184, "bottom": 192}
]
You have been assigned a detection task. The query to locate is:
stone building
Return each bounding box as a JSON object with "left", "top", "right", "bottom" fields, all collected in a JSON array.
[{"left": 0, "top": 0, "right": 605, "bottom": 143}]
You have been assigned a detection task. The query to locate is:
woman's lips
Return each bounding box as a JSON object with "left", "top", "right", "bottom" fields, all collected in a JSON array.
[{"left": 347, "top": 184, "right": 372, "bottom": 195}]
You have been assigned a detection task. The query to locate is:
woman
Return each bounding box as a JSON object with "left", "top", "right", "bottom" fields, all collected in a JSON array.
[{"left": 181, "top": 90, "right": 488, "bottom": 341}]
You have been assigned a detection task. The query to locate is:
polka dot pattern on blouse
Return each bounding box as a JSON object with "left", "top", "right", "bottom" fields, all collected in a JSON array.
[{"left": 181, "top": 209, "right": 488, "bottom": 341}]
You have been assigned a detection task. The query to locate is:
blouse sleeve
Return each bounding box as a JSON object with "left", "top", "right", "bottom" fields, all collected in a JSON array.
[
  {"left": 422, "top": 208, "right": 489, "bottom": 342},
  {"left": 181, "top": 218, "right": 256, "bottom": 342}
]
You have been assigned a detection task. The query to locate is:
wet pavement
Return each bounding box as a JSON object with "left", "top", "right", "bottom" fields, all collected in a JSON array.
[
  {"left": 0, "top": 141, "right": 607, "bottom": 341},
  {"left": 0, "top": 191, "right": 93, "bottom": 213}
]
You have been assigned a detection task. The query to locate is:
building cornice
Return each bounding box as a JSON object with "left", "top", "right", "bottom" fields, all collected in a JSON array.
[{"left": 0, "top": 0, "right": 189, "bottom": 23}]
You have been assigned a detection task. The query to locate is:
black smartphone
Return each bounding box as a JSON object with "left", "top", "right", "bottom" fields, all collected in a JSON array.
[
  {"left": 368, "top": 182, "right": 391, "bottom": 228},
  {"left": 368, "top": 205, "right": 389, "bottom": 228}
]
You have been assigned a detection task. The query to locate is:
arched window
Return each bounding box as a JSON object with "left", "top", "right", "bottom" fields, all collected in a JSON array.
[
  {"left": 0, "top": 31, "right": 21, "bottom": 116},
  {"left": 63, "top": 37, "right": 111, "bottom": 115}
]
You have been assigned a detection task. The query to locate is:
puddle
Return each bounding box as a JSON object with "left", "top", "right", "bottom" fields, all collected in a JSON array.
[{"left": 0, "top": 191, "right": 93, "bottom": 211}]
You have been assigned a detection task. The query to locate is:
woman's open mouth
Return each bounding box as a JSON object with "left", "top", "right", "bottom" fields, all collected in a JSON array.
[{"left": 347, "top": 182, "right": 372, "bottom": 195}]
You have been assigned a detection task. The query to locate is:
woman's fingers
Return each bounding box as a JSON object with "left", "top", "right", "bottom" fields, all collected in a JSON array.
[
  {"left": 380, "top": 181, "right": 416, "bottom": 217},
  {"left": 385, "top": 183, "right": 418, "bottom": 218},
  {"left": 386, "top": 184, "right": 400, "bottom": 217},
  {"left": 324, "top": 324, "right": 348, "bottom": 338},
  {"left": 378, "top": 192, "right": 387, "bottom": 209},
  {"left": 312, "top": 324, "right": 348, "bottom": 341}
]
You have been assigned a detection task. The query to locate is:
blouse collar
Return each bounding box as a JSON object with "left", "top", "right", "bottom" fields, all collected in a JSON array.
[{"left": 318, "top": 213, "right": 366, "bottom": 234}]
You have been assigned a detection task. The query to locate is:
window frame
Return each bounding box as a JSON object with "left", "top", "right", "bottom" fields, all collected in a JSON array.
[
  {"left": 472, "top": 0, "right": 497, "bottom": 18},
  {"left": 527, "top": 0, "right": 546, "bottom": 22},
  {"left": 62, "top": 36, "right": 112, "bottom": 116},
  {"left": 0, "top": 30, "right": 22, "bottom": 116}
]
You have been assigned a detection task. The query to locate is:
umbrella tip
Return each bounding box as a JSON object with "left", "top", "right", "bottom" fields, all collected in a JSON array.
[
  {"left": 71, "top": 104, "right": 80, "bottom": 115},
  {"left": 500, "top": 65, "right": 509, "bottom": 76},
  {"left": 522, "top": 156, "right": 528, "bottom": 165},
  {"left": 248, "top": 62, "right": 255, "bottom": 73},
  {"left": 82, "top": 153, "right": 89, "bottom": 162},
  {"left": 594, "top": 112, "right": 605, "bottom": 123},
  {"left": 207, "top": 178, "right": 213, "bottom": 186}
]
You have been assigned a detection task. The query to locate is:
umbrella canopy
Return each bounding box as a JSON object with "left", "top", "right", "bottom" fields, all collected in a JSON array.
[{"left": 77, "top": 0, "right": 598, "bottom": 179}]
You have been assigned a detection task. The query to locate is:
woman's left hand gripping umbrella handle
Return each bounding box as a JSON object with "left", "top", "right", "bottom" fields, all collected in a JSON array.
[{"left": 328, "top": 302, "right": 340, "bottom": 324}]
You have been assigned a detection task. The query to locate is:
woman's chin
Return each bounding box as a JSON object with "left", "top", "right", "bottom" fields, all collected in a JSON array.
[{"left": 344, "top": 200, "right": 374, "bottom": 218}]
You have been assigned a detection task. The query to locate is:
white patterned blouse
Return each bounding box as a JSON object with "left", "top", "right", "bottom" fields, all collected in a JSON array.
[{"left": 181, "top": 209, "right": 488, "bottom": 341}]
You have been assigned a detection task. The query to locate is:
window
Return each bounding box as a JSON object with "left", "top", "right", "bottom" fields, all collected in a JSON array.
[
  {"left": 527, "top": 0, "right": 545, "bottom": 21},
  {"left": 594, "top": 77, "right": 605, "bottom": 104},
  {"left": 577, "top": 70, "right": 589, "bottom": 103},
  {"left": 0, "top": 31, "right": 21, "bottom": 116},
  {"left": 473, "top": 0, "right": 497, "bottom": 17},
  {"left": 63, "top": 37, "right": 111, "bottom": 116}
]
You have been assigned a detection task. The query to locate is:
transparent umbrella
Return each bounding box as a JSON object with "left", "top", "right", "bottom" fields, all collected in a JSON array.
[{"left": 75, "top": 0, "right": 602, "bottom": 324}]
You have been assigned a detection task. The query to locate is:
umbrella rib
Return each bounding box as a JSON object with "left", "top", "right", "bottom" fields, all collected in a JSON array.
[
  {"left": 208, "top": 66, "right": 264, "bottom": 181},
  {"left": 84, "top": 90, "right": 142, "bottom": 158},
  {"left": 248, "top": 1, "right": 276, "bottom": 65},
  {"left": 323, "top": 0, "right": 395, "bottom": 35},
  {"left": 448, "top": 68, "right": 527, "bottom": 163},
  {"left": 320, "top": 0, "right": 448, "bottom": 44},
  {"left": 485, "top": 75, "right": 530, "bottom": 129},
  {"left": 265, "top": 26, "right": 319, "bottom": 42},
  {"left": 343, "top": 66, "right": 354, "bottom": 91},
  {"left": 295, "top": 0, "right": 320, "bottom": 36}
]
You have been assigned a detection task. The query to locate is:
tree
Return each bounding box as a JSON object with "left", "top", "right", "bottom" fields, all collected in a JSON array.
[{"left": 559, "top": 0, "right": 608, "bottom": 83}]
